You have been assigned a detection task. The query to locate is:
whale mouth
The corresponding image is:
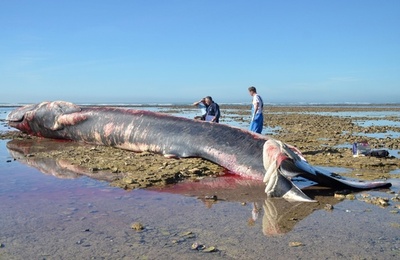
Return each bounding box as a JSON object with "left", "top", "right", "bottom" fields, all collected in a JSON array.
[
  {"left": 7, "top": 111, "right": 25, "bottom": 124},
  {"left": 6, "top": 118, "right": 23, "bottom": 129},
  {"left": 7, "top": 115, "right": 24, "bottom": 123}
]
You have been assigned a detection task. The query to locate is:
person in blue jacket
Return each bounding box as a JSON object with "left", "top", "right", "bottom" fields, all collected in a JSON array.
[{"left": 204, "top": 96, "right": 220, "bottom": 123}]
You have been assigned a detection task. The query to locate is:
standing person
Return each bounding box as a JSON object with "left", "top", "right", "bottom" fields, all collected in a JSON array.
[
  {"left": 248, "top": 86, "right": 264, "bottom": 133},
  {"left": 204, "top": 96, "right": 220, "bottom": 123},
  {"left": 192, "top": 98, "right": 208, "bottom": 120}
]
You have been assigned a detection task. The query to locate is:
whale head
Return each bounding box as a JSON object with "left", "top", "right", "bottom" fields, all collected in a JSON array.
[{"left": 7, "top": 101, "right": 83, "bottom": 136}]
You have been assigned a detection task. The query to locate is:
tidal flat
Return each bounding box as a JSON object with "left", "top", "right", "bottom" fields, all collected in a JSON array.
[{"left": 0, "top": 104, "right": 399, "bottom": 259}]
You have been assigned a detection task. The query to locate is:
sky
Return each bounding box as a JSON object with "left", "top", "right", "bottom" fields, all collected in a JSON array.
[{"left": 1, "top": 0, "right": 399, "bottom": 104}]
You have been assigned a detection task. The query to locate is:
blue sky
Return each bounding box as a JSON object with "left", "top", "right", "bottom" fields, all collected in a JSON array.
[{"left": 1, "top": 0, "right": 399, "bottom": 104}]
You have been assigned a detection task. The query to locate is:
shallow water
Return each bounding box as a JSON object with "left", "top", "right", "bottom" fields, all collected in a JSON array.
[
  {"left": 0, "top": 107, "right": 15, "bottom": 132},
  {"left": 1, "top": 105, "right": 400, "bottom": 259},
  {"left": 1, "top": 139, "right": 400, "bottom": 259},
  {"left": 304, "top": 110, "right": 400, "bottom": 118}
]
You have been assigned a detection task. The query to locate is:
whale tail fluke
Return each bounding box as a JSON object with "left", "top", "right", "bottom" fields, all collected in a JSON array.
[
  {"left": 264, "top": 169, "right": 316, "bottom": 202},
  {"left": 263, "top": 139, "right": 392, "bottom": 202}
]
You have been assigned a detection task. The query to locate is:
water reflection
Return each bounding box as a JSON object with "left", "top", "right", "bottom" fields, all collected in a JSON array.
[
  {"left": 7, "top": 139, "right": 119, "bottom": 182},
  {"left": 150, "top": 177, "right": 340, "bottom": 236},
  {"left": 7, "top": 138, "right": 341, "bottom": 237}
]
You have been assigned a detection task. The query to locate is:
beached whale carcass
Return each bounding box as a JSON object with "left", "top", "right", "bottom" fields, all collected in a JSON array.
[{"left": 7, "top": 101, "right": 392, "bottom": 202}]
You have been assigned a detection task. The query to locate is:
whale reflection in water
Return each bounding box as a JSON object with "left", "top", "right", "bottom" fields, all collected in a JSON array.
[
  {"left": 148, "top": 176, "right": 340, "bottom": 236},
  {"left": 7, "top": 138, "right": 340, "bottom": 236},
  {"left": 6, "top": 138, "right": 120, "bottom": 181}
]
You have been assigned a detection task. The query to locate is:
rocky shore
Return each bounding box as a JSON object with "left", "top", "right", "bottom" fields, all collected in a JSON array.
[{"left": 1, "top": 105, "right": 399, "bottom": 190}]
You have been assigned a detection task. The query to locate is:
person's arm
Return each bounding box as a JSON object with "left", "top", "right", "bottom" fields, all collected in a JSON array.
[{"left": 193, "top": 99, "right": 205, "bottom": 106}]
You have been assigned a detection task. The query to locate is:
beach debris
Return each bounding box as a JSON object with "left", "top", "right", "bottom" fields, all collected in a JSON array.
[
  {"left": 324, "top": 204, "right": 334, "bottom": 210},
  {"left": 352, "top": 141, "right": 371, "bottom": 157}
]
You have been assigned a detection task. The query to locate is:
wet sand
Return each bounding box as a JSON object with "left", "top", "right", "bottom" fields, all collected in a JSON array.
[{"left": 0, "top": 104, "right": 400, "bottom": 259}]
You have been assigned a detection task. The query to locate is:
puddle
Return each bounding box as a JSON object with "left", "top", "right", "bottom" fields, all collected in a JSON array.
[
  {"left": 390, "top": 169, "right": 400, "bottom": 174},
  {"left": 355, "top": 120, "right": 400, "bottom": 128}
]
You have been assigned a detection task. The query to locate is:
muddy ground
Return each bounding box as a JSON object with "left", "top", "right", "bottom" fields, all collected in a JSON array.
[{"left": 1, "top": 105, "right": 399, "bottom": 190}]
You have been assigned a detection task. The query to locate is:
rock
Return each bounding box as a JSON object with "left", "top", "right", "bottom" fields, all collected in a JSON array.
[
  {"left": 377, "top": 197, "right": 389, "bottom": 207},
  {"left": 203, "top": 246, "right": 217, "bottom": 252},
  {"left": 131, "top": 222, "right": 144, "bottom": 231},
  {"left": 345, "top": 194, "right": 356, "bottom": 200},
  {"left": 334, "top": 193, "right": 346, "bottom": 200},
  {"left": 289, "top": 241, "right": 304, "bottom": 247}
]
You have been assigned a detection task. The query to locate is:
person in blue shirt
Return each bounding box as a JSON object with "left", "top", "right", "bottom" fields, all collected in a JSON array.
[
  {"left": 248, "top": 86, "right": 264, "bottom": 133},
  {"left": 204, "top": 96, "right": 220, "bottom": 123}
]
